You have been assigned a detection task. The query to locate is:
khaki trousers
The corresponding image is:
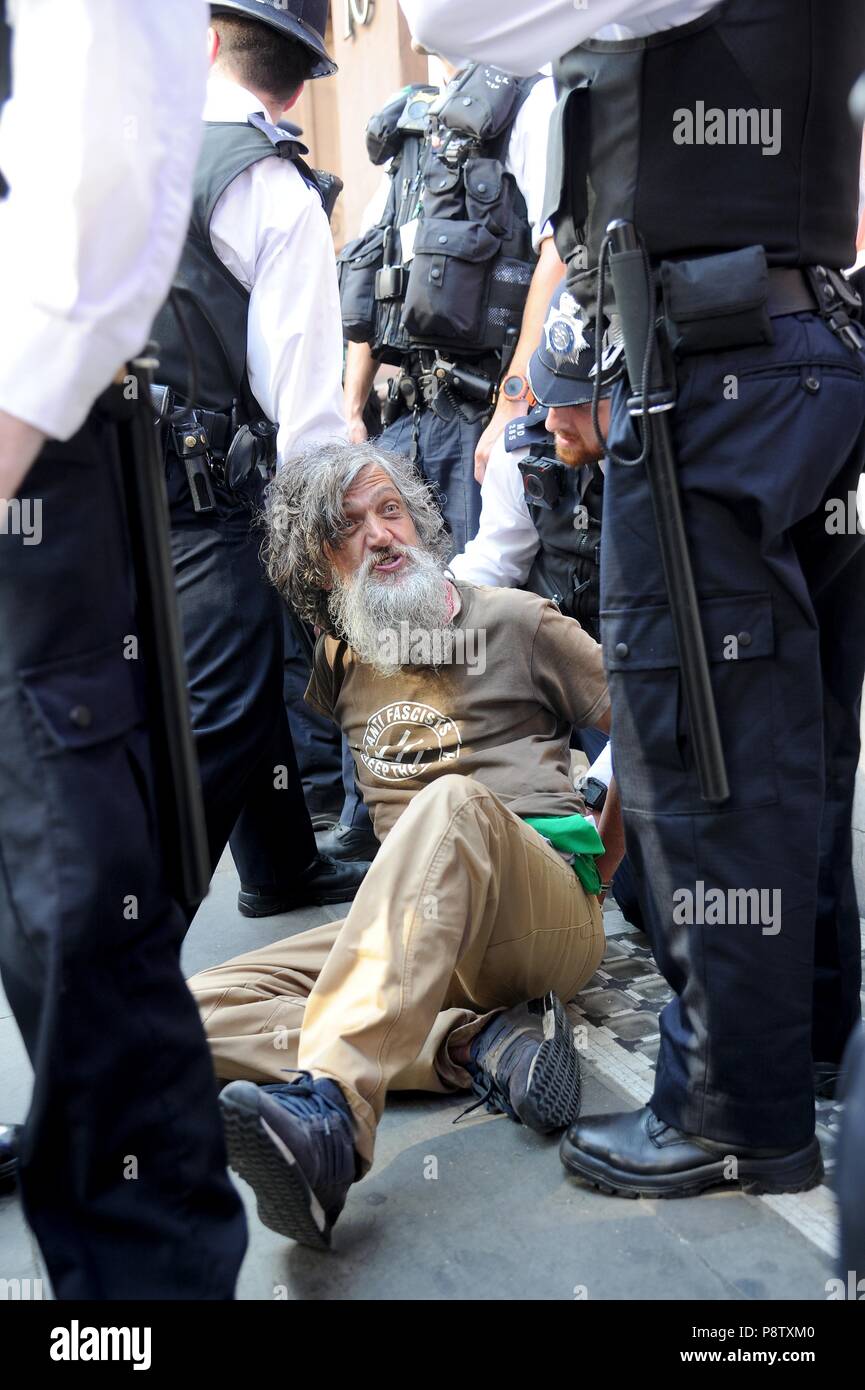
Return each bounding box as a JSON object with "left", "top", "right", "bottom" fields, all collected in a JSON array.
[{"left": 189, "top": 775, "right": 605, "bottom": 1170}]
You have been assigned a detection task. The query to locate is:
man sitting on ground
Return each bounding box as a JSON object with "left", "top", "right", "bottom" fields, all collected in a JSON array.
[{"left": 188, "top": 441, "right": 625, "bottom": 1249}]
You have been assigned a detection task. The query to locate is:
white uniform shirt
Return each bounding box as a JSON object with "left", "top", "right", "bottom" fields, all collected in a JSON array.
[
  {"left": 449, "top": 432, "right": 540, "bottom": 586},
  {"left": 0, "top": 0, "right": 208, "bottom": 441},
  {"left": 400, "top": 0, "right": 718, "bottom": 76},
  {"left": 449, "top": 430, "right": 597, "bottom": 586},
  {"left": 361, "top": 73, "right": 557, "bottom": 252},
  {"left": 204, "top": 74, "right": 346, "bottom": 463}
]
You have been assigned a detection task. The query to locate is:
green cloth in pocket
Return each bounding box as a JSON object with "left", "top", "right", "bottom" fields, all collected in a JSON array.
[{"left": 523, "top": 813, "right": 605, "bottom": 896}]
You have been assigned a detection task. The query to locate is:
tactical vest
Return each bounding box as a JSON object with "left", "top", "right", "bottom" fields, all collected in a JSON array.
[
  {"left": 544, "top": 0, "right": 865, "bottom": 310},
  {"left": 152, "top": 115, "right": 322, "bottom": 417},
  {"left": 525, "top": 461, "right": 604, "bottom": 642},
  {"left": 339, "top": 64, "right": 539, "bottom": 367}
]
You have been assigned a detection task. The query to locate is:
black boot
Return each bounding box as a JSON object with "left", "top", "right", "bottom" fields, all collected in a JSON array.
[
  {"left": 560, "top": 1106, "right": 823, "bottom": 1198},
  {"left": 237, "top": 854, "right": 371, "bottom": 917},
  {"left": 315, "top": 822, "right": 379, "bottom": 863}
]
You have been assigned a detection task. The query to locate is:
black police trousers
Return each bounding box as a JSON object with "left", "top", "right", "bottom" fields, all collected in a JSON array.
[
  {"left": 379, "top": 404, "right": 483, "bottom": 556},
  {"left": 0, "top": 416, "right": 247, "bottom": 1298},
  {"left": 602, "top": 309, "right": 865, "bottom": 1149},
  {"left": 281, "top": 605, "right": 343, "bottom": 822},
  {"left": 165, "top": 457, "right": 316, "bottom": 899}
]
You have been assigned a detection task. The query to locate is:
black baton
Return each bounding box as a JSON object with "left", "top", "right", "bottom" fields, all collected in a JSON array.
[
  {"left": 606, "top": 219, "right": 729, "bottom": 804},
  {"left": 114, "top": 358, "right": 212, "bottom": 910}
]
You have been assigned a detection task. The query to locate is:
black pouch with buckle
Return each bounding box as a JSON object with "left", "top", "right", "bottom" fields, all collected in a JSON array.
[
  {"left": 224, "top": 418, "right": 278, "bottom": 488},
  {"left": 660, "top": 246, "right": 774, "bottom": 357},
  {"left": 337, "top": 224, "right": 386, "bottom": 342}
]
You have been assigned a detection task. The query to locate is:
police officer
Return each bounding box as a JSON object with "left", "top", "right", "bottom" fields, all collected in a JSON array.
[
  {"left": 408, "top": 0, "right": 865, "bottom": 1198},
  {"left": 451, "top": 281, "right": 643, "bottom": 929},
  {"left": 452, "top": 283, "right": 616, "bottom": 642},
  {"left": 151, "top": 0, "right": 366, "bottom": 918},
  {"left": 339, "top": 39, "right": 562, "bottom": 557},
  {"left": 0, "top": 0, "right": 246, "bottom": 1298}
]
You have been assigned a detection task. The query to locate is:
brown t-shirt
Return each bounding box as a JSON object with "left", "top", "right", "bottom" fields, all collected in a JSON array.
[{"left": 305, "top": 583, "right": 610, "bottom": 842}]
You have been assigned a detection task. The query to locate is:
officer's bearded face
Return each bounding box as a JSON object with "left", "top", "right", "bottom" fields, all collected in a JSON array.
[{"left": 546, "top": 397, "right": 611, "bottom": 468}]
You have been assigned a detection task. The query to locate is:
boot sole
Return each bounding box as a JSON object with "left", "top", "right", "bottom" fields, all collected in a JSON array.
[
  {"left": 518, "top": 994, "right": 582, "bottom": 1134},
  {"left": 219, "top": 1085, "right": 334, "bottom": 1250},
  {"left": 559, "top": 1133, "right": 824, "bottom": 1199}
]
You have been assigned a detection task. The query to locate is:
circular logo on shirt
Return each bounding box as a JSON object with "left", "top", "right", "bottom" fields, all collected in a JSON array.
[{"left": 360, "top": 702, "right": 462, "bottom": 783}]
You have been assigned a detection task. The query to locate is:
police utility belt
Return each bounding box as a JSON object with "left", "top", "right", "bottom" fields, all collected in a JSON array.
[
  {"left": 649, "top": 247, "right": 863, "bottom": 365},
  {"left": 151, "top": 385, "right": 278, "bottom": 514},
  {"left": 383, "top": 350, "right": 497, "bottom": 427}
]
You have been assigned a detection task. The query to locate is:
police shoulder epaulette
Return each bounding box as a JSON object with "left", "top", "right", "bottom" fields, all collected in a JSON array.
[{"left": 247, "top": 110, "right": 310, "bottom": 159}]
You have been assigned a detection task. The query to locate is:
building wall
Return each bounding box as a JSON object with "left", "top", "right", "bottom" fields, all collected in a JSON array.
[{"left": 292, "top": 1, "right": 429, "bottom": 250}]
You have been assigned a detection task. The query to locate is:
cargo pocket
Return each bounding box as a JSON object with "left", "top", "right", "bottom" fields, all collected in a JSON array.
[
  {"left": 8, "top": 643, "right": 158, "bottom": 949},
  {"left": 464, "top": 158, "right": 510, "bottom": 237},
  {"left": 337, "top": 225, "right": 386, "bottom": 343},
  {"left": 601, "top": 593, "right": 778, "bottom": 814},
  {"left": 402, "top": 218, "right": 501, "bottom": 346},
  {"left": 420, "top": 153, "right": 464, "bottom": 220}
]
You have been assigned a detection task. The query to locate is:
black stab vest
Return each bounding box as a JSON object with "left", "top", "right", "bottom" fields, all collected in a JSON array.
[
  {"left": 526, "top": 463, "right": 604, "bottom": 642},
  {"left": 544, "top": 0, "right": 865, "bottom": 309},
  {"left": 151, "top": 116, "right": 321, "bottom": 416},
  {"left": 340, "top": 64, "right": 539, "bottom": 367}
]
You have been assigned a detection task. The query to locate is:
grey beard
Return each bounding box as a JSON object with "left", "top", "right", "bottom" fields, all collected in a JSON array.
[{"left": 327, "top": 544, "right": 453, "bottom": 677}]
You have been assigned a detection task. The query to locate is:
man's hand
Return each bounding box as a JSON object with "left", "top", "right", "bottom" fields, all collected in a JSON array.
[
  {"left": 347, "top": 413, "right": 369, "bottom": 445},
  {"left": 473, "top": 392, "right": 524, "bottom": 483},
  {"left": 0, "top": 411, "right": 47, "bottom": 503}
]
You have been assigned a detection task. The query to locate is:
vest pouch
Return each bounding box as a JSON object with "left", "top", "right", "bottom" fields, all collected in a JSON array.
[
  {"left": 337, "top": 225, "right": 386, "bottom": 343},
  {"left": 436, "top": 65, "right": 521, "bottom": 141},
  {"left": 402, "top": 218, "right": 501, "bottom": 345},
  {"left": 464, "top": 158, "right": 510, "bottom": 237},
  {"left": 421, "top": 152, "right": 464, "bottom": 220},
  {"left": 366, "top": 89, "right": 414, "bottom": 165},
  {"left": 486, "top": 257, "right": 534, "bottom": 350},
  {"left": 660, "top": 246, "right": 774, "bottom": 356}
]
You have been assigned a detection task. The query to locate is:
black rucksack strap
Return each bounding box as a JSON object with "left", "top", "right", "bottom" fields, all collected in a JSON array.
[{"left": 487, "top": 73, "right": 543, "bottom": 164}]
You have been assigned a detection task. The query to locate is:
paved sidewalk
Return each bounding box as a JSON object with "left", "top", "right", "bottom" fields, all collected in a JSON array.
[{"left": 0, "top": 848, "right": 858, "bottom": 1301}]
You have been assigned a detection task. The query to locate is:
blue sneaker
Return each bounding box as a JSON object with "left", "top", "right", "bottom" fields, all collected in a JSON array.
[
  {"left": 219, "top": 1073, "right": 357, "bottom": 1249},
  {"left": 465, "top": 994, "right": 581, "bottom": 1134}
]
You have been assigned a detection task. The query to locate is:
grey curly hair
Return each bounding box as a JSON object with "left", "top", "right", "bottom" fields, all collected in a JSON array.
[{"left": 264, "top": 440, "right": 451, "bottom": 631}]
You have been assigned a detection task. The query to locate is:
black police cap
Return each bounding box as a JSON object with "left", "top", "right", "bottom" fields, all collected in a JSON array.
[
  {"left": 210, "top": 1, "right": 337, "bottom": 79},
  {"left": 528, "top": 279, "right": 623, "bottom": 409}
]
